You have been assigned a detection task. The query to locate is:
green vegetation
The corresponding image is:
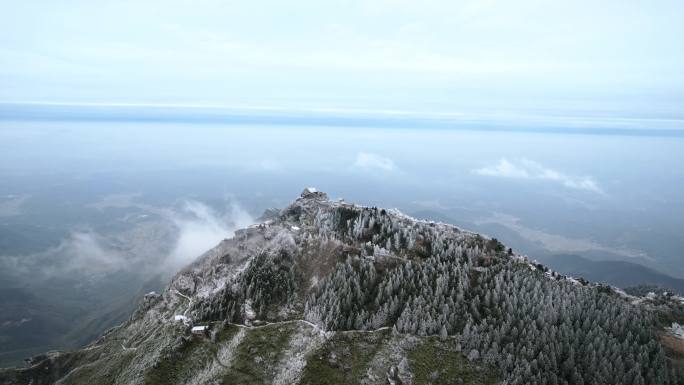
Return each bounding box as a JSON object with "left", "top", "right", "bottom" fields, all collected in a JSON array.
[
  {"left": 65, "top": 350, "right": 136, "bottom": 385},
  {"left": 336, "top": 207, "right": 360, "bottom": 233},
  {"left": 243, "top": 250, "right": 298, "bottom": 317},
  {"left": 144, "top": 335, "right": 214, "bottom": 385},
  {"left": 221, "top": 324, "right": 295, "bottom": 384},
  {"left": 300, "top": 330, "right": 390, "bottom": 385},
  {"left": 143, "top": 323, "right": 298, "bottom": 385},
  {"left": 407, "top": 338, "right": 498, "bottom": 385}
]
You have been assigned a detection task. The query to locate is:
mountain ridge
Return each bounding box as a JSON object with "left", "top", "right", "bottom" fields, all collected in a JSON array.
[{"left": 1, "top": 189, "right": 683, "bottom": 385}]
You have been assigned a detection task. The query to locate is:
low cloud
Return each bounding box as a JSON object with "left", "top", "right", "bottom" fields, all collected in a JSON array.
[
  {"left": 62, "top": 232, "right": 127, "bottom": 272},
  {"left": 0, "top": 231, "right": 127, "bottom": 277},
  {"left": 354, "top": 152, "right": 396, "bottom": 171},
  {"left": 1, "top": 199, "right": 255, "bottom": 279},
  {"left": 167, "top": 200, "right": 254, "bottom": 270},
  {"left": 473, "top": 158, "right": 604, "bottom": 194},
  {"left": 0, "top": 195, "right": 29, "bottom": 217}
]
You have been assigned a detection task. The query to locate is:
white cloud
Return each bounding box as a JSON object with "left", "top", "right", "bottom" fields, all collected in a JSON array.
[
  {"left": 473, "top": 158, "right": 604, "bottom": 194},
  {"left": 167, "top": 200, "right": 253, "bottom": 270},
  {"left": 0, "top": 231, "right": 129, "bottom": 277},
  {"left": 1, "top": 199, "right": 255, "bottom": 278},
  {"left": 64, "top": 232, "right": 126, "bottom": 272},
  {"left": 354, "top": 152, "right": 396, "bottom": 171},
  {"left": 474, "top": 158, "right": 530, "bottom": 179}
]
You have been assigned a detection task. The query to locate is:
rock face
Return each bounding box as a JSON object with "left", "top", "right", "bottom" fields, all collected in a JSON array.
[{"left": 1, "top": 190, "right": 683, "bottom": 385}]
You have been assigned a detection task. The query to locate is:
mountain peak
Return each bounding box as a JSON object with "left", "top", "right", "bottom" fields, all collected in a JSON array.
[
  {"left": 300, "top": 186, "right": 328, "bottom": 200},
  {"left": 2, "top": 194, "right": 683, "bottom": 385}
]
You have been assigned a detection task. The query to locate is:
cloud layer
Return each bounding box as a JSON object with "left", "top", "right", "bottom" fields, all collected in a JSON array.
[
  {"left": 354, "top": 152, "right": 396, "bottom": 172},
  {"left": 473, "top": 158, "right": 604, "bottom": 194}
]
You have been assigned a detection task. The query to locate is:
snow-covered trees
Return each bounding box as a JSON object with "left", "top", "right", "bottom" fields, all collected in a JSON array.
[
  {"left": 301, "top": 205, "right": 683, "bottom": 385},
  {"left": 193, "top": 198, "right": 682, "bottom": 385}
]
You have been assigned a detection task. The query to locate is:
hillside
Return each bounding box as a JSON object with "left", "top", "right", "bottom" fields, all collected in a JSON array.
[
  {"left": 1, "top": 189, "right": 683, "bottom": 385},
  {"left": 541, "top": 254, "right": 684, "bottom": 296}
]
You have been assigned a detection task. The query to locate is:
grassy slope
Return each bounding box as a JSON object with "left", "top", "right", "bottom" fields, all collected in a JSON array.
[
  {"left": 301, "top": 330, "right": 498, "bottom": 385},
  {"left": 221, "top": 324, "right": 296, "bottom": 384},
  {"left": 407, "top": 337, "right": 498, "bottom": 385},
  {"left": 300, "top": 331, "right": 392, "bottom": 385},
  {"left": 139, "top": 323, "right": 498, "bottom": 385}
]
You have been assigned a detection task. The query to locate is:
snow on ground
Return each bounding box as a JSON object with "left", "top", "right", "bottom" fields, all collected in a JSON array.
[
  {"left": 271, "top": 324, "right": 329, "bottom": 385},
  {"left": 187, "top": 328, "right": 246, "bottom": 385},
  {"left": 243, "top": 300, "right": 256, "bottom": 321},
  {"left": 611, "top": 287, "right": 638, "bottom": 301},
  {"left": 194, "top": 258, "right": 252, "bottom": 299}
]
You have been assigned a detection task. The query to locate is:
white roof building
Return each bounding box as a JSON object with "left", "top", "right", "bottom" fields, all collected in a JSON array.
[
  {"left": 300, "top": 187, "right": 328, "bottom": 200},
  {"left": 669, "top": 323, "right": 684, "bottom": 339},
  {"left": 191, "top": 325, "right": 209, "bottom": 334}
]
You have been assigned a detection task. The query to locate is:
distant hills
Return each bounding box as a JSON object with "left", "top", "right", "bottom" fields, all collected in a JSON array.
[
  {"left": 541, "top": 254, "right": 684, "bottom": 295},
  {"left": 409, "top": 209, "right": 684, "bottom": 295},
  {"left": 2, "top": 189, "right": 682, "bottom": 384}
]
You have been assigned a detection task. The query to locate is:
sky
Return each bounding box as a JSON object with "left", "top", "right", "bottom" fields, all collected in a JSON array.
[{"left": 1, "top": 0, "right": 683, "bottom": 116}]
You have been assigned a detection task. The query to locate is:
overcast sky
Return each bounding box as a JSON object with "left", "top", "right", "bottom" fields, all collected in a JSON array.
[{"left": 1, "top": 0, "right": 683, "bottom": 116}]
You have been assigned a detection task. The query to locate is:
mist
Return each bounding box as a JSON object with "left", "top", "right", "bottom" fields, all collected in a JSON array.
[
  {"left": 1, "top": 112, "right": 683, "bottom": 369},
  {"left": 0, "top": 198, "right": 255, "bottom": 288},
  {"left": 0, "top": 0, "right": 682, "bottom": 375},
  {"left": 167, "top": 200, "right": 254, "bottom": 272},
  {"left": 0, "top": 192, "right": 257, "bottom": 364}
]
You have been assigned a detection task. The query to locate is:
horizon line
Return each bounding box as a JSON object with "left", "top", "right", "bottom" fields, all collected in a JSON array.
[{"left": 1, "top": 101, "right": 684, "bottom": 136}]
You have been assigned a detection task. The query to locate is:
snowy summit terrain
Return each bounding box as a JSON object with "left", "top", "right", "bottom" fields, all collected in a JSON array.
[{"left": 1, "top": 188, "right": 683, "bottom": 385}]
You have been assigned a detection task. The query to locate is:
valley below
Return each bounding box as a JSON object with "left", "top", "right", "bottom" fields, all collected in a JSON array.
[{"left": 2, "top": 189, "right": 683, "bottom": 385}]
